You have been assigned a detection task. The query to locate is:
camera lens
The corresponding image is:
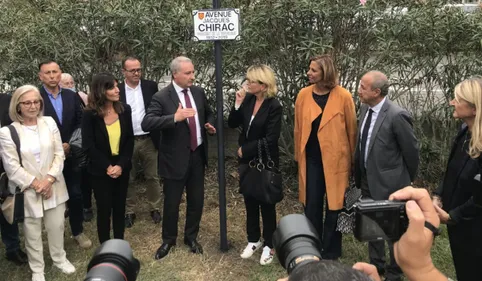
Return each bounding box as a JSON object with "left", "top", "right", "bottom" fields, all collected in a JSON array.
[
  {"left": 85, "top": 239, "right": 140, "bottom": 281},
  {"left": 273, "top": 214, "right": 322, "bottom": 274}
]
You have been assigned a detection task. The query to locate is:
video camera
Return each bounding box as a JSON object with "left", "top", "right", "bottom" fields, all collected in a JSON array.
[{"left": 84, "top": 239, "right": 140, "bottom": 281}]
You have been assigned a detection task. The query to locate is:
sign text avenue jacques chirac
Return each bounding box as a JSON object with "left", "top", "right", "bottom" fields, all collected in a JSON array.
[{"left": 192, "top": 9, "right": 240, "bottom": 41}]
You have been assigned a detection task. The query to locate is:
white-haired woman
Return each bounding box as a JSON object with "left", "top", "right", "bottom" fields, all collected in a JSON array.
[
  {"left": 0, "top": 85, "right": 74, "bottom": 281},
  {"left": 432, "top": 77, "right": 482, "bottom": 281}
]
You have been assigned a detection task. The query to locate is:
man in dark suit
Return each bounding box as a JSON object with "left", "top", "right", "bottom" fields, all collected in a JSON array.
[
  {"left": 38, "top": 60, "right": 92, "bottom": 249},
  {"left": 119, "top": 56, "right": 162, "bottom": 228},
  {"left": 0, "top": 93, "right": 28, "bottom": 265},
  {"left": 142, "top": 56, "right": 216, "bottom": 260},
  {"left": 354, "top": 71, "right": 419, "bottom": 281}
]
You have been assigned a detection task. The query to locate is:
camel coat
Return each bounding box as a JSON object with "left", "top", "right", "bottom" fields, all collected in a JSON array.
[{"left": 294, "top": 85, "right": 357, "bottom": 210}]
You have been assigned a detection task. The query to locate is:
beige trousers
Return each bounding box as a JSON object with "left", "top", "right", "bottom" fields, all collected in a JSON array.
[
  {"left": 23, "top": 203, "right": 67, "bottom": 273},
  {"left": 126, "top": 136, "right": 162, "bottom": 213}
]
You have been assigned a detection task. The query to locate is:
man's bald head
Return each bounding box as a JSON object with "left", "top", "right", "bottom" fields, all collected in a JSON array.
[{"left": 363, "top": 71, "right": 389, "bottom": 97}]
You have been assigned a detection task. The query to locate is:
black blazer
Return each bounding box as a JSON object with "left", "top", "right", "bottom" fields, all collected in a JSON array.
[
  {"left": 119, "top": 79, "right": 160, "bottom": 149},
  {"left": 0, "top": 94, "right": 12, "bottom": 127},
  {"left": 435, "top": 124, "right": 482, "bottom": 222},
  {"left": 141, "top": 84, "right": 214, "bottom": 180},
  {"left": 40, "top": 87, "right": 82, "bottom": 143},
  {"left": 227, "top": 94, "right": 282, "bottom": 165},
  {"left": 81, "top": 104, "right": 134, "bottom": 176}
]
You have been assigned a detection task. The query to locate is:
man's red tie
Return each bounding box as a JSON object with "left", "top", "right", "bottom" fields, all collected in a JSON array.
[{"left": 182, "top": 89, "right": 198, "bottom": 151}]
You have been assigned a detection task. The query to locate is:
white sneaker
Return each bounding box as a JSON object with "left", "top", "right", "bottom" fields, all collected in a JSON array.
[
  {"left": 32, "top": 273, "right": 45, "bottom": 281},
  {"left": 54, "top": 259, "right": 76, "bottom": 274},
  {"left": 260, "top": 246, "right": 274, "bottom": 265},
  {"left": 240, "top": 241, "right": 263, "bottom": 259}
]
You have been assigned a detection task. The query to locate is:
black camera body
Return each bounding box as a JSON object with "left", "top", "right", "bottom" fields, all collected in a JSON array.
[{"left": 354, "top": 199, "right": 408, "bottom": 242}]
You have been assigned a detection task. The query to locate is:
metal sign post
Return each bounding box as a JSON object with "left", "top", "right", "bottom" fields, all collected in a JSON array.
[{"left": 192, "top": 2, "right": 240, "bottom": 252}]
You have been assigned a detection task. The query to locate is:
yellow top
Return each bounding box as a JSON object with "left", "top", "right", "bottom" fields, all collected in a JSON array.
[{"left": 106, "top": 119, "right": 121, "bottom": 156}]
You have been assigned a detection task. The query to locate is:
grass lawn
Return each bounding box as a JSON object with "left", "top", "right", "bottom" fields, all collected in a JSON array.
[{"left": 0, "top": 160, "right": 456, "bottom": 281}]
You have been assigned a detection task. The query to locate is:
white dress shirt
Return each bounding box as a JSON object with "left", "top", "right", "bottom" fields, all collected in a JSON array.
[
  {"left": 360, "top": 97, "right": 386, "bottom": 167},
  {"left": 125, "top": 81, "right": 148, "bottom": 136},
  {"left": 172, "top": 81, "right": 202, "bottom": 146}
]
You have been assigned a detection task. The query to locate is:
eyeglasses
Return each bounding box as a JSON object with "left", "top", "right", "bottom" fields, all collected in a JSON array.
[
  {"left": 19, "top": 100, "right": 41, "bottom": 107},
  {"left": 124, "top": 68, "right": 142, "bottom": 74}
]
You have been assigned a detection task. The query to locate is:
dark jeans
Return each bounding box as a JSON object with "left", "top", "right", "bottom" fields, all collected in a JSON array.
[
  {"left": 91, "top": 172, "right": 129, "bottom": 244},
  {"left": 64, "top": 158, "right": 84, "bottom": 236},
  {"left": 81, "top": 167, "right": 92, "bottom": 210},
  {"left": 244, "top": 195, "right": 276, "bottom": 248},
  {"left": 0, "top": 209, "right": 20, "bottom": 254},
  {"left": 162, "top": 145, "right": 205, "bottom": 245},
  {"left": 305, "top": 157, "right": 342, "bottom": 260},
  {"left": 361, "top": 174, "right": 402, "bottom": 280}
]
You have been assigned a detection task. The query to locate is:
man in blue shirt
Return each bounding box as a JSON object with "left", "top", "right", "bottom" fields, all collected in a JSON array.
[{"left": 38, "top": 61, "right": 92, "bottom": 249}]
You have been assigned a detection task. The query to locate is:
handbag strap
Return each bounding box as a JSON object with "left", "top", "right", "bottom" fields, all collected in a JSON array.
[
  {"left": 7, "top": 125, "right": 22, "bottom": 166},
  {"left": 7, "top": 125, "right": 22, "bottom": 193}
]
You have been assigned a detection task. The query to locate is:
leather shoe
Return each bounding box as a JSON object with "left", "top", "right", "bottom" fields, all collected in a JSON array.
[
  {"left": 184, "top": 239, "right": 203, "bottom": 254},
  {"left": 125, "top": 213, "right": 136, "bottom": 228},
  {"left": 6, "top": 249, "right": 28, "bottom": 265},
  {"left": 150, "top": 210, "right": 162, "bottom": 224},
  {"left": 155, "top": 243, "right": 174, "bottom": 260}
]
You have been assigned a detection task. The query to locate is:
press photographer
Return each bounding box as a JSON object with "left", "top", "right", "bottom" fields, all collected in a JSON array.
[{"left": 275, "top": 186, "right": 449, "bottom": 281}]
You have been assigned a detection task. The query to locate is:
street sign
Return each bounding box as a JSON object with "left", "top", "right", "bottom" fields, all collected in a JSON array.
[{"left": 192, "top": 8, "right": 240, "bottom": 41}]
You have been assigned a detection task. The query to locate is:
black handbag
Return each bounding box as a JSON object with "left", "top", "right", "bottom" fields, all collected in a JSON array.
[
  {"left": 0, "top": 125, "right": 25, "bottom": 224},
  {"left": 336, "top": 177, "right": 361, "bottom": 234},
  {"left": 69, "top": 127, "right": 87, "bottom": 168},
  {"left": 239, "top": 138, "right": 283, "bottom": 204}
]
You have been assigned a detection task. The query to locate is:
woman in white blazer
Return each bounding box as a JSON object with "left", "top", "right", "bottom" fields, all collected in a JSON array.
[{"left": 0, "top": 85, "right": 75, "bottom": 281}]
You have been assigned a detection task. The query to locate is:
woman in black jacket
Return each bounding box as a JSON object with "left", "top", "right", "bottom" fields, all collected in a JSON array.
[
  {"left": 432, "top": 77, "right": 482, "bottom": 281},
  {"left": 228, "top": 64, "right": 282, "bottom": 265},
  {"left": 82, "top": 73, "right": 134, "bottom": 243}
]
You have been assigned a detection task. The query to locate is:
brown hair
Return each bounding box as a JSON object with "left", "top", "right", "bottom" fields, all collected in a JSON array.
[
  {"left": 87, "top": 73, "right": 124, "bottom": 117},
  {"left": 310, "top": 55, "right": 339, "bottom": 90}
]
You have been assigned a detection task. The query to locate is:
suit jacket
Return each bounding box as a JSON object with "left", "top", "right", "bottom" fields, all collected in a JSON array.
[
  {"left": 0, "top": 94, "right": 12, "bottom": 127},
  {"left": 354, "top": 99, "right": 419, "bottom": 200},
  {"left": 434, "top": 124, "right": 482, "bottom": 223},
  {"left": 294, "top": 85, "right": 357, "bottom": 210},
  {"left": 81, "top": 104, "right": 134, "bottom": 176},
  {"left": 141, "top": 84, "right": 214, "bottom": 180},
  {"left": 40, "top": 87, "right": 82, "bottom": 143},
  {"left": 119, "top": 79, "right": 160, "bottom": 149},
  {"left": 0, "top": 117, "right": 68, "bottom": 218},
  {"left": 435, "top": 124, "right": 482, "bottom": 256},
  {"left": 227, "top": 94, "right": 282, "bottom": 165}
]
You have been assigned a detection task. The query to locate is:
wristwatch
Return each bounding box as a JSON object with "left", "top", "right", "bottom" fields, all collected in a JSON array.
[{"left": 47, "top": 177, "right": 55, "bottom": 184}]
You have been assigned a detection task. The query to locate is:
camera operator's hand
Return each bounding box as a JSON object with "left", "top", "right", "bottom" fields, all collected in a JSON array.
[
  {"left": 389, "top": 186, "right": 448, "bottom": 281},
  {"left": 276, "top": 278, "right": 288, "bottom": 281},
  {"left": 352, "top": 262, "right": 381, "bottom": 281}
]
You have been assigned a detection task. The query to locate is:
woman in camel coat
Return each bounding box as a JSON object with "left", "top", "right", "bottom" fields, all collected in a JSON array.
[{"left": 294, "top": 55, "right": 357, "bottom": 259}]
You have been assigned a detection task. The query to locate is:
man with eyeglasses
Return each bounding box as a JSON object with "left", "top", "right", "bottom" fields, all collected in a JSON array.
[
  {"left": 118, "top": 56, "right": 162, "bottom": 228},
  {"left": 38, "top": 60, "right": 92, "bottom": 249},
  {"left": 0, "top": 92, "right": 28, "bottom": 265}
]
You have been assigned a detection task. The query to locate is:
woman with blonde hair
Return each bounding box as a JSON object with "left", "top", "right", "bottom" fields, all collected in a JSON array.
[
  {"left": 0, "top": 85, "right": 74, "bottom": 281},
  {"left": 294, "top": 55, "right": 357, "bottom": 259},
  {"left": 228, "top": 64, "right": 282, "bottom": 265},
  {"left": 432, "top": 76, "right": 482, "bottom": 281}
]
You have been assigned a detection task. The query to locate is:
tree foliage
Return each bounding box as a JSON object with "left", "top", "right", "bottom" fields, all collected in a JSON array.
[{"left": 1, "top": 0, "right": 481, "bottom": 183}]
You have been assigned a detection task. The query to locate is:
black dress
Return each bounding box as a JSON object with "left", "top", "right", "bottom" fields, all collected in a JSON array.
[{"left": 435, "top": 126, "right": 482, "bottom": 281}]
